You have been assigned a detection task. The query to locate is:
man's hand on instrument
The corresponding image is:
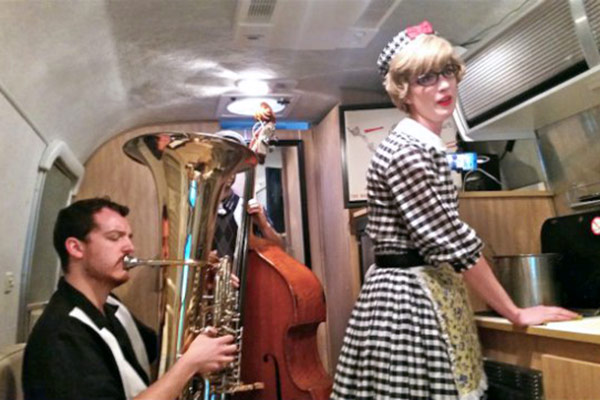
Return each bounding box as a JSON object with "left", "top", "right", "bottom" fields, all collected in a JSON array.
[
  {"left": 186, "top": 327, "right": 237, "bottom": 374},
  {"left": 230, "top": 273, "right": 240, "bottom": 289},
  {"left": 246, "top": 198, "right": 285, "bottom": 250},
  {"left": 208, "top": 250, "right": 219, "bottom": 266},
  {"left": 247, "top": 198, "right": 268, "bottom": 228}
]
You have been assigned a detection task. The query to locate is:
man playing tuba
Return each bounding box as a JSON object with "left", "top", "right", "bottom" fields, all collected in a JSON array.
[{"left": 23, "top": 197, "right": 237, "bottom": 400}]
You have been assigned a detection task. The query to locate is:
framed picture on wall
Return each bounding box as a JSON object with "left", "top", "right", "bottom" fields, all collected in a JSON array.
[
  {"left": 339, "top": 103, "right": 459, "bottom": 208},
  {"left": 339, "top": 103, "right": 402, "bottom": 208}
]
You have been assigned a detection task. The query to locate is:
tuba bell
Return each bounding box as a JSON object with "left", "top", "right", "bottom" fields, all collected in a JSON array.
[{"left": 123, "top": 132, "right": 261, "bottom": 399}]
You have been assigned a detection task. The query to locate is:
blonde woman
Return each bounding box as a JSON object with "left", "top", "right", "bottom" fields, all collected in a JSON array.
[{"left": 332, "top": 21, "right": 577, "bottom": 400}]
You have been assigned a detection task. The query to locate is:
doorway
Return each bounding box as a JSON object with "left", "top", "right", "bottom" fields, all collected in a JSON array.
[{"left": 234, "top": 140, "right": 311, "bottom": 267}]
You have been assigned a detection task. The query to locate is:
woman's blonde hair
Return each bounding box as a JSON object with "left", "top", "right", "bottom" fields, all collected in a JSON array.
[{"left": 384, "top": 34, "right": 465, "bottom": 112}]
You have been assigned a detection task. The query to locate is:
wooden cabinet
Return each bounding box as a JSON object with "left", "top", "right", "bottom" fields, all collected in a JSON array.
[
  {"left": 458, "top": 190, "right": 556, "bottom": 256},
  {"left": 541, "top": 354, "right": 600, "bottom": 400},
  {"left": 477, "top": 318, "right": 600, "bottom": 400}
]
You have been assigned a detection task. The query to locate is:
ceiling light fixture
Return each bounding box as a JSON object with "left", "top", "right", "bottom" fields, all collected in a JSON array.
[
  {"left": 226, "top": 97, "right": 286, "bottom": 116},
  {"left": 237, "top": 79, "right": 269, "bottom": 95}
]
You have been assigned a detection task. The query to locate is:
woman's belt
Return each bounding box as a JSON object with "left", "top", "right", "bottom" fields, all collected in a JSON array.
[{"left": 375, "top": 250, "right": 425, "bottom": 269}]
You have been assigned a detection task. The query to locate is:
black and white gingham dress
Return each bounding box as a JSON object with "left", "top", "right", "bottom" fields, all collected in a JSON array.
[{"left": 332, "top": 118, "right": 486, "bottom": 400}]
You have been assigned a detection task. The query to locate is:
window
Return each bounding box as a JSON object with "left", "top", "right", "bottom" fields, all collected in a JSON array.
[{"left": 18, "top": 141, "right": 83, "bottom": 340}]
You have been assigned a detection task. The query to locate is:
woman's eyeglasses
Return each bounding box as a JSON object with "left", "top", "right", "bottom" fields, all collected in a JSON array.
[{"left": 414, "top": 64, "right": 459, "bottom": 87}]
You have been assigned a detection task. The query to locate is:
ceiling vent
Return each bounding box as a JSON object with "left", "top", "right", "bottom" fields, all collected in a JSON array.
[
  {"left": 455, "top": 0, "right": 600, "bottom": 139},
  {"left": 233, "top": 0, "right": 401, "bottom": 50},
  {"left": 246, "top": 0, "right": 277, "bottom": 22}
]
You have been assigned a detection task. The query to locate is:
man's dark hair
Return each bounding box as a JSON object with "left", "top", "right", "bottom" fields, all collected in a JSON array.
[{"left": 53, "top": 197, "right": 129, "bottom": 272}]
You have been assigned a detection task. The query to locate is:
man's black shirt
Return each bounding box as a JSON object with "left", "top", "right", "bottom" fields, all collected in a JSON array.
[{"left": 23, "top": 278, "right": 156, "bottom": 400}]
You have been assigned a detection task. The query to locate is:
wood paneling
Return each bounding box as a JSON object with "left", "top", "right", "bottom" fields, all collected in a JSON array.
[
  {"left": 458, "top": 192, "right": 556, "bottom": 255},
  {"left": 306, "top": 105, "right": 361, "bottom": 372},
  {"left": 479, "top": 327, "right": 600, "bottom": 399},
  {"left": 478, "top": 327, "right": 600, "bottom": 369},
  {"left": 298, "top": 127, "right": 334, "bottom": 373},
  {"left": 542, "top": 354, "right": 600, "bottom": 400}
]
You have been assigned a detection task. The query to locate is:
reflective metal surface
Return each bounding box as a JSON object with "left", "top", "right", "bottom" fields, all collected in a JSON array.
[
  {"left": 537, "top": 105, "right": 600, "bottom": 214},
  {"left": 122, "top": 255, "right": 205, "bottom": 269},
  {"left": 493, "top": 254, "right": 562, "bottom": 308},
  {"left": 199, "top": 255, "right": 264, "bottom": 395},
  {"left": 572, "top": 0, "right": 600, "bottom": 67},
  {"left": 459, "top": 0, "right": 584, "bottom": 123},
  {"left": 123, "top": 132, "right": 257, "bottom": 399}
]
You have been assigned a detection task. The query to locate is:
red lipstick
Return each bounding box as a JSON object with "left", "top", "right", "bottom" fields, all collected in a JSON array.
[{"left": 437, "top": 96, "right": 453, "bottom": 107}]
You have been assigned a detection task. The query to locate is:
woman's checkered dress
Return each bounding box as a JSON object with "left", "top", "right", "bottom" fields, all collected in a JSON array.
[{"left": 332, "top": 118, "right": 487, "bottom": 400}]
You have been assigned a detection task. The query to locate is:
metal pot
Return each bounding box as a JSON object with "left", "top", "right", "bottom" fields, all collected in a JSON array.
[{"left": 492, "top": 254, "right": 562, "bottom": 308}]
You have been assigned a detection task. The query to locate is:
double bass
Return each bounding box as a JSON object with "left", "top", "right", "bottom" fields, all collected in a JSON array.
[{"left": 233, "top": 104, "right": 332, "bottom": 400}]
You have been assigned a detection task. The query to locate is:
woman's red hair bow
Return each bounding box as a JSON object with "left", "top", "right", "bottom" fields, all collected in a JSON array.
[{"left": 405, "top": 20, "right": 434, "bottom": 40}]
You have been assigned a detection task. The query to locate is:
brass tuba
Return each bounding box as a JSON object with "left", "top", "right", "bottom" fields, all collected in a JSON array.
[{"left": 123, "top": 132, "right": 260, "bottom": 399}]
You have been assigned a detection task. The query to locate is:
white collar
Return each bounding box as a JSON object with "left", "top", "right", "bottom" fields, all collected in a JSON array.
[{"left": 394, "top": 117, "right": 446, "bottom": 151}]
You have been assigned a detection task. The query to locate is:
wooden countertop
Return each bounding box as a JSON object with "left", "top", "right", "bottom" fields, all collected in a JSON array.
[{"left": 475, "top": 315, "right": 600, "bottom": 345}]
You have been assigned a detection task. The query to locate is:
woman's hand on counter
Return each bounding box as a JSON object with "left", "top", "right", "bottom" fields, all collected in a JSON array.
[
  {"left": 512, "top": 306, "right": 580, "bottom": 327},
  {"left": 463, "top": 257, "right": 580, "bottom": 326}
]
